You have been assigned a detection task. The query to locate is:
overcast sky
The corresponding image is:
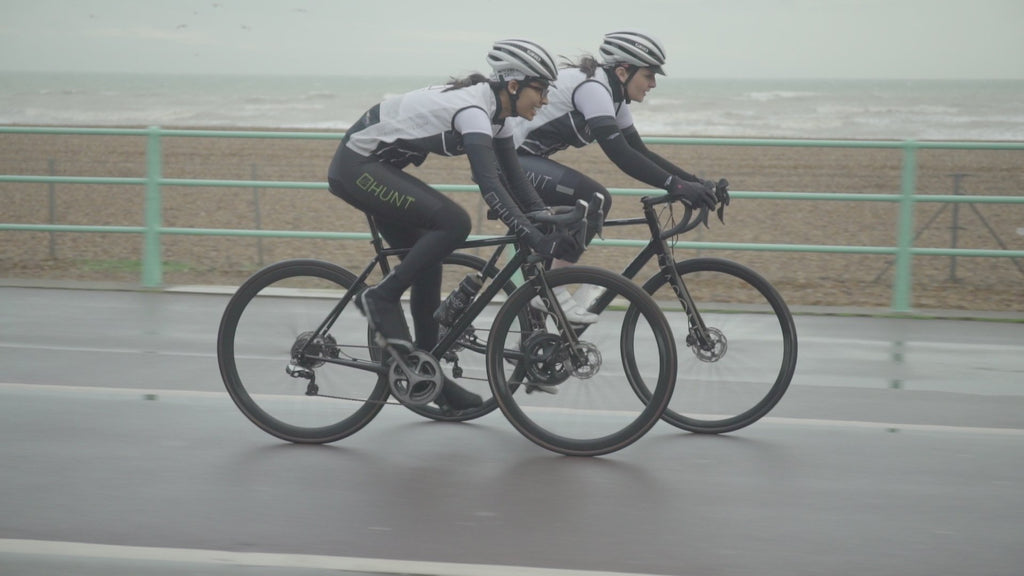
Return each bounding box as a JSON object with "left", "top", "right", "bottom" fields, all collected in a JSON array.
[{"left": 2, "top": 0, "right": 1023, "bottom": 79}]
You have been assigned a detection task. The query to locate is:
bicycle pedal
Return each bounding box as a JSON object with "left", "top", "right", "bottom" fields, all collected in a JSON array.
[{"left": 378, "top": 336, "right": 415, "bottom": 357}]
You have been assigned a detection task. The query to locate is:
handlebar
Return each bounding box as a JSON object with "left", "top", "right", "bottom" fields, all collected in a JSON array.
[
  {"left": 643, "top": 178, "right": 730, "bottom": 240},
  {"left": 525, "top": 200, "right": 590, "bottom": 262},
  {"left": 527, "top": 199, "right": 588, "bottom": 227}
]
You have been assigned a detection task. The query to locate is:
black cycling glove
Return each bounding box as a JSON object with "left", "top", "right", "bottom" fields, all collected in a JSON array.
[{"left": 666, "top": 175, "right": 717, "bottom": 210}]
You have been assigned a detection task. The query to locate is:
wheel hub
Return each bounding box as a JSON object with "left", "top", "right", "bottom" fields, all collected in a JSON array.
[
  {"left": 690, "top": 327, "right": 727, "bottom": 362},
  {"left": 291, "top": 331, "right": 339, "bottom": 368}
]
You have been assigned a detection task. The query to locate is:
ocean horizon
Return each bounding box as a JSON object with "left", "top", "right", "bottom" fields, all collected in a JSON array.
[{"left": 2, "top": 71, "right": 1023, "bottom": 141}]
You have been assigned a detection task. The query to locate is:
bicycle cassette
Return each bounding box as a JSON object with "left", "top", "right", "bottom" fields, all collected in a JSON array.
[{"left": 291, "top": 330, "right": 339, "bottom": 369}]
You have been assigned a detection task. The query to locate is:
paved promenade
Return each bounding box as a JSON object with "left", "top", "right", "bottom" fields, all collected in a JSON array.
[{"left": 1, "top": 285, "right": 1022, "bottom": 576}]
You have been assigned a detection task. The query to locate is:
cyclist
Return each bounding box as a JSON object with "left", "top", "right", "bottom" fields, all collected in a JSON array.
[
  {"left": 327, "top": 39, "right": 581, "bottom": 414},
  {"left": 511, "top": 30, "right": 723, "bottom": 311}
]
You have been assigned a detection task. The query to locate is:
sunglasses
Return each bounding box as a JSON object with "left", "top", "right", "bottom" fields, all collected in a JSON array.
[{"left": 521, "top": 82, "right": 550, "bottom": 99}]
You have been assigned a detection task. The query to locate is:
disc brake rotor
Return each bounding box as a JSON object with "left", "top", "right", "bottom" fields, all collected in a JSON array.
[{"left": 691, "top": 327, "right": 727, "bottom": 362}]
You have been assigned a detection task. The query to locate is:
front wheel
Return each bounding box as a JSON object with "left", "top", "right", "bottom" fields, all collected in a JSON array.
[
  {"left": 633, "top": 257, "right": 798, "bottom": 434},
  {"left": 487, "top": 266, "right": 677, "bottom": 456},
  {"left": 217, "top": 259, "right": 390, "bottom": 444}
]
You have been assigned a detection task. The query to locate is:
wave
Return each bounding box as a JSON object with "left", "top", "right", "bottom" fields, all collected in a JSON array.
[
  {"left": 4, "top": 73, "right": 1022, "bottom": 140},
  {"left": 738, "top": 90, "right": 819, "bottom": 102}
]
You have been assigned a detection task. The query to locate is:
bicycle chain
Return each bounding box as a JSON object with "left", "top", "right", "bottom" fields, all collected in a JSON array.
[{"left": 310, "top": 375, "right": 489, "bottom": 406}]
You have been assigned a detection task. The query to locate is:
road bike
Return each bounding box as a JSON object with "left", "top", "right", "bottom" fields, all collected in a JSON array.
[
  {"left": 415, "top": 183, "right": 798, "bottom": 434},
  {"left": 217, "top": 203, "right": 678, "bottom": 456}
]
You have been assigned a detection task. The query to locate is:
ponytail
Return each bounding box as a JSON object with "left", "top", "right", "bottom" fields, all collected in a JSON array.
[
  {"left": 444, "top": 73, "right": 493, "bottom": 91},
  {"left": 564, "top": 55, "right": 600, "bottom": 78}
]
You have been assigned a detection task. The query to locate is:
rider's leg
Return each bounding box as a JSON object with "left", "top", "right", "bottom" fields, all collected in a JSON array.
[
  {"left": 404, "top": 260, "right": 483, "bottom": 412},
  {"left": 329, "top": 149, "right": 470, "bottom": 344},
  {"left": 330, "top": 150, "right": 480, "bottom": 412},
  {"left": 517, "top": 154, "right": 612, "bottom": 251},
  {"left": 518, "top": 155, "right": 611, "bottom": 322}
]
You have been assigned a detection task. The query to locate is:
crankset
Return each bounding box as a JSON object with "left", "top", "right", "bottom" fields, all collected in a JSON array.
[
  {"left": 385, "top": 347, "right": 443, "bottom": 406},
  {"left": 521, "top": 332, "right": 571, "bottom": 386}
]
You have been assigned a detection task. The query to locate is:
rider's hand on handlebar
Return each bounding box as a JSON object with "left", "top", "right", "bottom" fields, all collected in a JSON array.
[
  {"left": 532, "top": 231, "right": 584, "bottom": 263},
  {"left": 666, "top": 176, "right": 717, "bottom": 211},
  {"left": 525, "top": 209, "right": 552, "bottom": 224}
]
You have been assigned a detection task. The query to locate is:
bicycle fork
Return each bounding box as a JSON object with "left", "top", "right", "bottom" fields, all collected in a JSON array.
[
  {"left": 656, "top": 248, "right": 722, "bottom": 359},
  {"left": 526, "top": 262, "right": 594, "bottom": 374}
]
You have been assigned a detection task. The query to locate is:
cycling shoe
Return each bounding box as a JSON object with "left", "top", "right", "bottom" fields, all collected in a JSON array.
[
  {"left": 356, "top": 286, "right": 413, "bottom": 346},
  {"left": 434, "top": 377, "right": 483, "bottom": 415},
  {"left": 529, "top": 286, "right": 599, "bottom": 325}
]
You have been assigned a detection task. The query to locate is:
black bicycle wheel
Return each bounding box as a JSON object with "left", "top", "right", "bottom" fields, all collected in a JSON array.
[
  {"left": 405, "top": 252, "right": 527, "bottom": 422},
  {"left": 627, "top": 257, "right": 797, "bottom": 434},
  {"left": 487, "top": 266, "right": 677, "bottom": 456},
  {"left": 217, "top": 259, "right": 390, "bottom": 444}
]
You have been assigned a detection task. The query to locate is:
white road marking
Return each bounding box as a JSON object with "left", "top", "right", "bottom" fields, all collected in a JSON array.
[
  {"left": 3, "top": 382, "right": 1023, "bottom": 436},
  {"left": 0, "top": 538, "right": 662, "bottom": 576}
]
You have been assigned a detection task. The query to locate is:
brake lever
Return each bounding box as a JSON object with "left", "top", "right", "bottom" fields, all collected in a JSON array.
[
  {"left": 714, "top": 178, "right": 731, "bottom": 224},
  {"left": 574, "top": 199, "right": 589, "bottom": 249},
  {"left": 590, "top": 194, "right": 605, "bottom": 240}
]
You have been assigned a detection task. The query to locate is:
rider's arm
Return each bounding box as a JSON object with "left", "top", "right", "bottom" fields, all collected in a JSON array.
[
  {"left": 493, "top": 134, "right": 547, "bottom": 214},
  {"left": 453, "top": 108, "right": 544, "bottom": 245},
  {"left": 589, "top": 115, "right": 674, "bottom": 189},
  {"left": 621, "top": 125, "right": 700, "bottom": 182}
]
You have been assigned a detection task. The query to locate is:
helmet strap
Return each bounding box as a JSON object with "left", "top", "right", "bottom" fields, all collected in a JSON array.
[
  {"left": 619, "top": 65, "right": 640, "bottom": 104},
  {"left": 506, "top": 80, "right": 521, "bottom": 118},
  {"left": 606, "top": 66, "right": 631, "bottom": 105},
  {"left": 490, "top": 80, "right": 520, "bottom": 121}
]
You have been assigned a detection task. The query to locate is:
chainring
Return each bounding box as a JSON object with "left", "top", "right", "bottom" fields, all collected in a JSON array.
[
  {"left": 521, "top": 332, "right": 572, "bottom": 386},
  {"left": 387, "top": 350, "right": 443, "bottom": 406}
]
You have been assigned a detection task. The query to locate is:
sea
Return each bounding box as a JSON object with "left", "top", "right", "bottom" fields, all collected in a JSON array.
[{"left": 2, "top": 72, "right": 1023, "bottom": 141}]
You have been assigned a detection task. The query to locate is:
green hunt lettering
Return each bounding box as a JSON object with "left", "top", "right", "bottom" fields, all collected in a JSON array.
[{"left": 356, "top": 172, "right": 416, "bottom": 210}]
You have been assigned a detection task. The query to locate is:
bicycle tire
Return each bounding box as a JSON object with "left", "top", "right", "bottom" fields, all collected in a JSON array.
[
  {"left": 217, "top": 259, "right": 390, "bottom": 444},
  {"left": 487, "top": 266, "right": 677, "bottom": 456},
  {"left": 625, "top": 257, "right": 797, "bottom": 434},
  {"left": 405, "top": 252, "right": 527, "bottom": 422}
]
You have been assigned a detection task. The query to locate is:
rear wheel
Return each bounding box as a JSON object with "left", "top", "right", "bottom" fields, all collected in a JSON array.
[{"left": 217, "top": 259, "right": 389, "bottom": 443}]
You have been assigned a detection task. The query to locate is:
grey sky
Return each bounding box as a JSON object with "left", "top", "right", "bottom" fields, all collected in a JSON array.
[{"left": 2, "top": 0, "right": 1022, "bottom": 79}]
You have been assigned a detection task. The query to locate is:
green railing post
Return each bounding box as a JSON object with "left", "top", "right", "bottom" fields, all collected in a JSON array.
[
  {"left": 891, "top": 141, "right": 918, "bottom": 312},
  {"left": 142, "top": 126, "right": 163, "bottom": 287}
]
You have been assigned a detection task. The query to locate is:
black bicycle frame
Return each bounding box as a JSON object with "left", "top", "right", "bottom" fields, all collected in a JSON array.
[
  {"left": 591, "top": 199, "right": 714, "bottom": 347},
  {"left": 296, "top": 216, "right": 574, "bottom": 374}
]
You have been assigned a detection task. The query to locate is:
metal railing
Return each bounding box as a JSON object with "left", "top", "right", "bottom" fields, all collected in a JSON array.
[{"left": 2, "top": 126, "right": 1023, "bottom": 312}]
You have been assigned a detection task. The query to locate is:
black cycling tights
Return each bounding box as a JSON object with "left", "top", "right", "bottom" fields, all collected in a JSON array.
[
  {"left": 329, "top": 146, "right": 471, "bottom": 350},
  {"left": 517, "top": 154, "right": 612, "bottom": 245}
]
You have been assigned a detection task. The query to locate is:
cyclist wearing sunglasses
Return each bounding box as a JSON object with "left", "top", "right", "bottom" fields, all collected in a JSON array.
[{"left": 328, "top": 39, "right": 575, "bottom": 413}]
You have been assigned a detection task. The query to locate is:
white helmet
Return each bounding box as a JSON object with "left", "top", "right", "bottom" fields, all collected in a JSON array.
[
  {"left": 599, "top": 30, "right": 667, "bottom": 75},
  {"left": 487, "top": 39, "right": 558, "bottom": 83}
]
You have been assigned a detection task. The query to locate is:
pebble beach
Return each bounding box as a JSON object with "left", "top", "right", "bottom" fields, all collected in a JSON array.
[{"left": 1, "top": 128, "right": 1022, "bottom": 313}]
